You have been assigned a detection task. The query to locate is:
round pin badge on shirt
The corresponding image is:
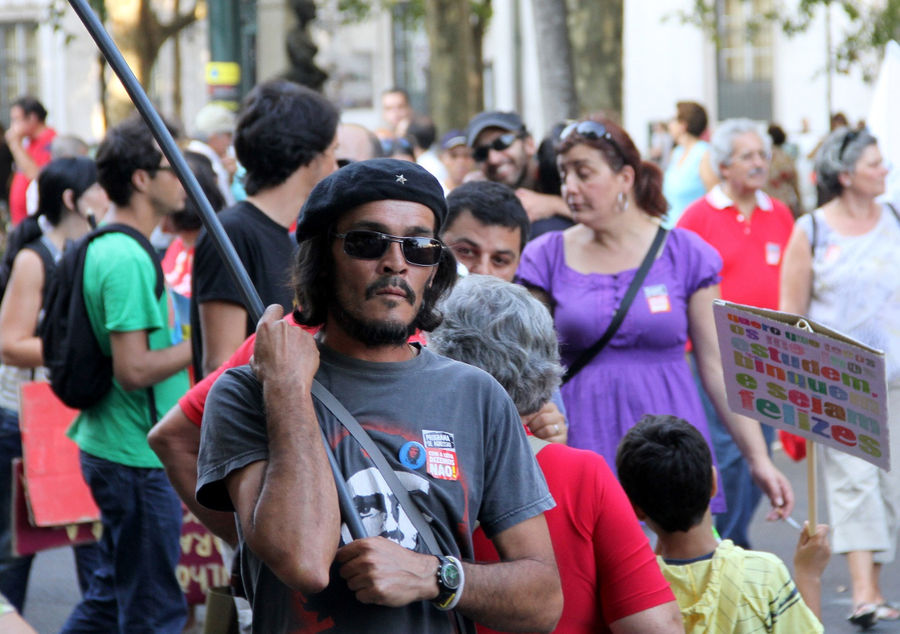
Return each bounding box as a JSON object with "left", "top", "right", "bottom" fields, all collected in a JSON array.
[{"left": 399, "top": 441, "right": 427, "bottom": 470}]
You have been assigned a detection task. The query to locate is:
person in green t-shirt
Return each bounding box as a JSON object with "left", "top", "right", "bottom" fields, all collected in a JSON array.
[{"left": 61, "top": 116, "right": 192, "bottom": 634}]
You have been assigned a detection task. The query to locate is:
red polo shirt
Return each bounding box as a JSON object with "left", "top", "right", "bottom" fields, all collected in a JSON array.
[
  {"left": 9, "top": 126, "right": 55, "bottom": 225},
  {"left": 678, "top": 185, "right": 794, "bottom": 309}
]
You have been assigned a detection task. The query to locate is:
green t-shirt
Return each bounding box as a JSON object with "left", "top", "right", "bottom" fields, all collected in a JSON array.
[{"left": 67, "top": 232, "right": 188, "bottom": 468}]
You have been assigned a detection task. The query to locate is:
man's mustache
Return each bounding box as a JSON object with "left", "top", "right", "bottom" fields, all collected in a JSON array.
[{"left": 366, "top": 276, "right": 416, "bottom": 306}]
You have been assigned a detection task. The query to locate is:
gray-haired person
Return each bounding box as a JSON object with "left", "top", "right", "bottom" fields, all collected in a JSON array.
[
  {"left": 429, "top": 274, "right": 683, "bottom": 633},
  {"left": 780, "top": 127, "right": 900, "bottom": 629},
  {"left": 678, "top": 118, "right": 795, "bottom": 550}
]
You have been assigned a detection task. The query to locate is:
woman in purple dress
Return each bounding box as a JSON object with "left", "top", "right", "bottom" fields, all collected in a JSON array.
[{"left": 517, "top": 116, "right": 792, "bottom": 518}]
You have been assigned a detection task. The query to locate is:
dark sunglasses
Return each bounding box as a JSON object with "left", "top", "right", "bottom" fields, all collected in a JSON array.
[
  {"left": 559, "top": 121, "right": 626, "bottom": 163},
  {"left": 334, "top": 230, "right": 444, "bottom": 266},
  {"left": 838, "top": 129, "right": 860, "bottom": 161},
  {"left": 473, "top": 132, "right": 522, "bottom": 162}
]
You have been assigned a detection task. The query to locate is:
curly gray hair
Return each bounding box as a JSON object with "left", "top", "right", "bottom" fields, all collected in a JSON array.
[
  {"left": 428, "top": 275, "right": 562, "bottom": 416},
  {"left": 814, "top": 127, "right": 878, "bottom": 201},
  {"left": 709, "top": 118, "right": 771, "bottom": 178}
]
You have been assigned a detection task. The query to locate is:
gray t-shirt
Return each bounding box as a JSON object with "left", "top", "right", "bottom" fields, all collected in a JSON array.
[{"left": 197, "top": 343, "right": 554, "bottom": 633}]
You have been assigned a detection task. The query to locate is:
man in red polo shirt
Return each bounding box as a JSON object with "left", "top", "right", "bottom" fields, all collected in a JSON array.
[
  {"left": 5, "top": 97, "right": 55, "bottom": 225},
  {"left": 678, "top": 118, "right": 794, "bottom": 549}
]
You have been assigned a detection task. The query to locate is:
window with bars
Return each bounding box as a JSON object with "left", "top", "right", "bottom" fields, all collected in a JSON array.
[
  {"left": 716, "top": 0, "right": 773, "bottom": 121},
  {"left": 0, "top": 22, "right": 39, "bottom": 127}
]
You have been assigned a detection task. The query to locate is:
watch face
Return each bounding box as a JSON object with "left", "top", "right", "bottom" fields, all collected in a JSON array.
[{"left": 440, "top": 561, "right": 461, "bottom": 590}]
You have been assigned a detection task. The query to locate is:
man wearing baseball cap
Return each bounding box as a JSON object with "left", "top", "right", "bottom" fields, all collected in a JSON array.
[
  {"left": 196, "top": 158, "right": 562, "bottom": 633},
  {"left": 439, "top": 129, "right": 473, "bottom": 193},
  {"left": 466, "top": 111, "right": 572, "bottom": 239}
]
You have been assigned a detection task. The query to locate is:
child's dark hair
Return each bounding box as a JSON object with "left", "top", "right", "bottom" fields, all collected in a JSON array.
[{"left": 616, "top": 415, "right": 713, "bottom": 532}]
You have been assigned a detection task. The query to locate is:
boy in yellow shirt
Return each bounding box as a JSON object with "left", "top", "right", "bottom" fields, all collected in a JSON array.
[{"left": 617, "top": 415, "right": 830, "bottom": 633}]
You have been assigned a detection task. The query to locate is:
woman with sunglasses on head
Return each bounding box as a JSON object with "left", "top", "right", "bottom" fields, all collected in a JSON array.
[
  {"left": 0, "top": 156, "right": 108, "bottom": 613},
  {"left": 780, "top": 127, "right": 900, "bottom": 629},
  {"left": 517, "top": 116, "right": 793, "bottom": 523}
]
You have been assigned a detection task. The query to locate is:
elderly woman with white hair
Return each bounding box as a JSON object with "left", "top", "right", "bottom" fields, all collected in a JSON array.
[
  {"left": 781, "top": 127, "right": 900, "bottom": 628},
  {"left": 429, "top": 275, "right": 683, "bottom": 634},
  {"left": 678, "top": 118, "right": 795, "bottom": 550}
]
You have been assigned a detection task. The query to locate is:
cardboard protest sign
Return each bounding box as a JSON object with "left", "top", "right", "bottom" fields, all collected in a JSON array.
[
  {"left": 18, "top": 381, "right": 100, "bottom": 526},
  {"left": 12, "top": 459, "right": 102, "bottom": 556},
  {"left": 176, "top": 507, "right": 229, "bottom": 605},
  {"left": 714, "top": 301, "right": 889, "bottom": 470}
]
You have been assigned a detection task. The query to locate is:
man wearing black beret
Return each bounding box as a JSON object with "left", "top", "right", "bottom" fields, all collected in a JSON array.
[{"left": 196, "top": 158, "right": 562, "bottom": 633}]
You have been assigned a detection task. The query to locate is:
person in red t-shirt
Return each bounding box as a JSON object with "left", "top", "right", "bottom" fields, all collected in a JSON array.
[
  {"left": 6, "top": 97, "right": 55, "bottom": 225},
  {"left": 678, "top": 118, "right": 794, "bottom": 549},
  {"left": 429, "top": 275, "right": 683, "bottom": 634}
]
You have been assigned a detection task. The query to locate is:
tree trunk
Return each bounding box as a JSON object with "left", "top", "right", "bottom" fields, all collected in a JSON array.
[
  {"left": 424, "top": 0, "right": 477, "bottom": 132},
  {"left": 470, "top": 9, "right": 487, "bottom": 115},
  {"left": 568, "top": 0, "right": 623, "bottom": 118},
  {"left": 173, "top": 0, "right": 183, "bottom": 119},
  {"left": 530, "top": 0, "right": 578, "bottom": 125}
]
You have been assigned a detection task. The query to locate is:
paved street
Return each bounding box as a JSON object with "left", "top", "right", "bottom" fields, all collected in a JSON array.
[{"left": 19, "top": 445, "right": 900, "bottom": 632}]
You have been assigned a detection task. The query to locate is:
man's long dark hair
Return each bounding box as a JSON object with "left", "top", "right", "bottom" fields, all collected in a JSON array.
[{"left": 292, "top": 229, "right": 457, "bottom": 333}]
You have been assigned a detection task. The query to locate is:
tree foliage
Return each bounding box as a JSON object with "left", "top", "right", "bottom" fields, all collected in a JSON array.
[
  {"left": 671, "top": 0, "right": 900, "bottom": 80},
  {"left": 51, "top": 0, "right": 201, "bottom": 125}
]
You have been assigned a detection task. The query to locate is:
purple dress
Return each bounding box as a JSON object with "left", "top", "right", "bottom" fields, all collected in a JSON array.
[{"left": 517, "top": 228, "right": 726, "bottom": 512}]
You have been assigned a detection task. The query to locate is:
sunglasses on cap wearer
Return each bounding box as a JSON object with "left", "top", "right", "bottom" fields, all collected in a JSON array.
[
  {"left": 559, "top": 120, "right": 627, "bottom": 163},
  {"left": 472, "top": 131, "right": 524, "bottom": 163},
  {"left": 334, "top": 230, "right": 444, "bottom": 266}
]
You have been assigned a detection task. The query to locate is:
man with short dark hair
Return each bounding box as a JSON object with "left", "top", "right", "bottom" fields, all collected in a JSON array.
[
  {"left": 466, "top": 111, "right": 571, "bottom": 239},
  {"left": 381, "top": 87, "right": 414, "bottom": 137},
  {"left": 61, "top": 115, "right": 191, "bottom": 633},
  {"left": 197, "top": 158, "right": 563, "bottom": 633},
  {"left": 191, "top": 80, "right": 339, "bottom": 379},
  {"left": 6, "top": 96, "right": 55, "bottom": 225},
  {"left": 443, "top": 180, "right": 567, "bottom": 444},
  {"left": 444, "top": 181, "right": 528, "bottom": 281}
]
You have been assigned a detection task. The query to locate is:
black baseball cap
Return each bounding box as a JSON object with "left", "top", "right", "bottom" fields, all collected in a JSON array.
[{"left": 465, "top": 111, "right": 526, "bottom": 147}]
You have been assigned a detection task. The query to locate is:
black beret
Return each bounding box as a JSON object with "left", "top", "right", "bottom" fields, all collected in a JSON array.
[{"left": 296, "top": 158, "right": 448, "bottom": 243}]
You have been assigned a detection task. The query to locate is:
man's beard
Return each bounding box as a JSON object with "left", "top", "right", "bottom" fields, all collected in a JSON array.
[{"left": 330, "top": 276, "right": 422, "bottom": 347}]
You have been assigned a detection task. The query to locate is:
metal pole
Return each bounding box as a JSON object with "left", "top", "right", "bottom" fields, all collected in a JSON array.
[
  {"left": 67, "top": 0, "right": 366, "bottom": 541},
  {"left": 67, "top": 0, "right": 263, "bottom": 322}
]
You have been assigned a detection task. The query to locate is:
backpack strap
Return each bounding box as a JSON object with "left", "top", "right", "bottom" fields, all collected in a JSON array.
[
  {"left": 91, "top": 224, "right": 165, "bottom": 298},
  {"left": 808, "top": 211, "right": 818, "bottom": 257},
  {"left": 22, "top": 237, "right": 59, "bottom": 305}
]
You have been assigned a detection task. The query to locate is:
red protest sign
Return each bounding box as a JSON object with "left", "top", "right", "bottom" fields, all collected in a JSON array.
[{"left": 18, "top": 381, "right": 100, "bottom": 526}]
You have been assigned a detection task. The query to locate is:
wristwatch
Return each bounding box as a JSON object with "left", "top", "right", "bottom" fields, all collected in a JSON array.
[{"left": 433, "top": 555, "right": 464, "bottom": 611}]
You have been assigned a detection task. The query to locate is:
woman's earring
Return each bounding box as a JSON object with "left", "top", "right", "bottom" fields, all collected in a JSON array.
[{"left": 616, "top": 191, "right": 629, "bottom": 213}]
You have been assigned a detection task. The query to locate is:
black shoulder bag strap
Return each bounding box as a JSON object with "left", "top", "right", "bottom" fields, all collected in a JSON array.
[
  {"left": 562, "top": 225, "right": 668, "bottom": 385},
  {"left": 887, "top": 202, "right": 900, "bottom": 225},
  {"left": 310, "top": 379, "right": 442, "bottom": 556}
]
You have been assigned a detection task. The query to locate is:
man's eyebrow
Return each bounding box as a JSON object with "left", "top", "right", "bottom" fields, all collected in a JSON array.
[{"left": 448, "top": 237, "right": 480, "bottom": 247}]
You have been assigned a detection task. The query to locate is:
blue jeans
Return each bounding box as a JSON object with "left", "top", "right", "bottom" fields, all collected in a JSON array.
[
  {"left": 0, "top": 407, "right": 102, "bottom": 612},
  {"left": 689, "top": 355, "right": 774, "bottom": 548},
  {"left": 60, "top": 451, "right": 186, "bottom": 634}
]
